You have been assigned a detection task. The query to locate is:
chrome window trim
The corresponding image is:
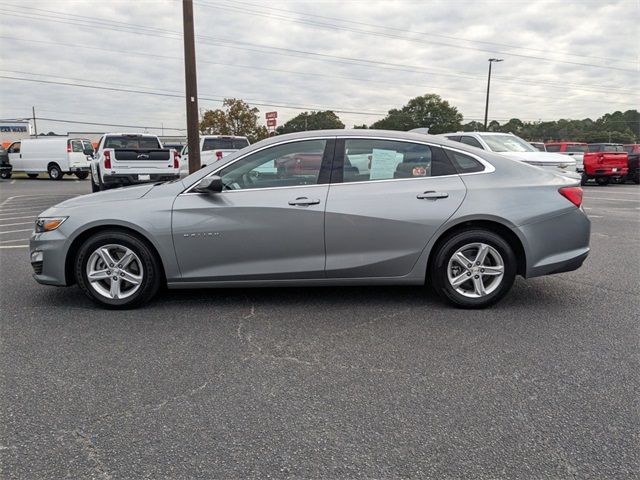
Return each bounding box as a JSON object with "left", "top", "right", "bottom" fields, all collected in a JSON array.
[{"left": 181, "top": 135, "right": 494, "bottom": 195}]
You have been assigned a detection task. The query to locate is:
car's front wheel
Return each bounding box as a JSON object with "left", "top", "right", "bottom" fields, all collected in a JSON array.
[
  {"left": 75, "top": 231, "right": 162, "bottom": 309},
  {"left": 0, "top": 171, "right": 12, "bottom": 179},
  {"left": 430, "top": 229, "right": 517, "bottom": 308},
  {"left": 595, "top": 177, "right": 610, "bottom": 186}
]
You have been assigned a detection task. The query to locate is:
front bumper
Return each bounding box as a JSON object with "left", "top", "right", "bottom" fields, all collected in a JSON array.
[
  {"left": 30, "top": 229, "right": 70, "bottom": 286},
  {"left": 518, "top": 207, "right": 591, "bottom": 278}
]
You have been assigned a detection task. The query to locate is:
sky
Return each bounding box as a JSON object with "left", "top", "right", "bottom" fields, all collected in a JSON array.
[{"left": 0, "top": 0, "right": 638, "bottom": 137}]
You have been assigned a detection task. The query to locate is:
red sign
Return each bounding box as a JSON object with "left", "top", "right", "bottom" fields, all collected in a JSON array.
[
  {"left": 266, "top": 119, "right": 277, "bottom": 127},
  {"left": 265, "top": 111, "right": 277, "bottom": 120}
]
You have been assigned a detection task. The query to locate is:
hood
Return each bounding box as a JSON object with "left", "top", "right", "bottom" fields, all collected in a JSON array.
[
  {"left": 52, "top": 183, "right": 156, "bottom": 210},
  {"left": 499, "top": 152, "right": 577, "bottom": 166}
]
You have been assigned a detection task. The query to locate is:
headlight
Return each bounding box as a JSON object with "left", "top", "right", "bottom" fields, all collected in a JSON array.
[{"left": 35, "top": 217, "right": 67, "bottom": 233}]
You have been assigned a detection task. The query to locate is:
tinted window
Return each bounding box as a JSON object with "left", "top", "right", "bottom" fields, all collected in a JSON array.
[
  {"left": 203, "top": 138, "right": 250, "bottom": 151},
  {"left": 601, "top": 145, "right": 624, "bottom": 152},
  {"left": 104, "top": 136, "right": 160, "bottom": 149},
  {"left": 8, "top": 142, "right": 20, "bottom": 154},
  {"left": 545, "top": 145, "right": 561, "bottom": 152},
  {"left": 70, "top": 140, "right": 83, "bottom": 152},
  {"left": 565, "top": 144, "right": 588, "bottom": 153},
  {"left": 446, "top": 135, "right": 461, "bottom": 142},
  {"left": 623, "top": 146, "right": 633, "bottom": 154},
  {"left": 588, "top": 145, "right": 601, "bottom": 152},
  {"left": 218, "top": 140, "right": 327, "bottom": 190},
  {"left": 446, "top": 150, "right": 485, "bottom": 174},
  {"left": 340, "top": 139, "right": 456, "bottom": 183},
  {"left": 460, "top": 136, "right": 484, "bottom": 149},
  {"left": 82, "top": 140, "right": 94, "bottom": 153}
]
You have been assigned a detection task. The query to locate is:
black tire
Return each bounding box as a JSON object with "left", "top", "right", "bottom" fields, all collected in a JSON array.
[
  {"left": 27, "top": 173, "right": 39, "bottom": 179},
  {"left": 75, "top": 171, "right": 89, "bottom": 180},
  {"left": 430, "top": 229, "right": 517, "bottom": 309},
  {"left": 74, "top": 231, "right": 162, "bottom": 309},
  {"left": 0, "top": 171, "right": 11, "bottom": 179},
  {"left": 595, "top": 177, "right": 610, "bottom": 186},
  {"left": 580, "top": 173, "right": 588, "bottom": 186},
  {"left": 48, "top": 164, "right": 63, "bottom": 180},
  {"left": 90, "top": 177, "right": 99, "bottom": 192}
]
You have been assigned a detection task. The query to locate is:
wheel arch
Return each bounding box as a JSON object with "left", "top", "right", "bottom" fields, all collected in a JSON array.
[
  {"left": 426, "top": 218, "right": 527, "bottom": 278},
  {"left": 64, "top": 224, "right": 167, "bottom": 286}
]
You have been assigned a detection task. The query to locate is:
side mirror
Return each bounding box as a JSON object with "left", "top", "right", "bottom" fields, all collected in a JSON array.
[
  {"left": 83, "top": 148, "right": 94, "bottom": 157},
  {"left": 194, "top": 175, "right": 223, "bottom": 194}
]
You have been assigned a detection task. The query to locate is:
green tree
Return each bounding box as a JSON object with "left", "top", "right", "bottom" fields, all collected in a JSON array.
[
  {"left": 276, "top": 111, "right": 344, "bottom": 134},
  {"left": 199, "top": 98, "right": 269, "bottom": 143},
  {"left": 370, "top": 94, "right": 463, "bottom": 134},
  {"left": 461, "top": 121, "right": 484, "bottom": 132}
]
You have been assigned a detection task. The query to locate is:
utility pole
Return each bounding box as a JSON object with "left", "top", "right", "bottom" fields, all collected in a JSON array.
[
  {"left": 32, "top": 106, "right": 38, "bottom": 138},
  {"left": 182, "top": 0, "right": 200, "bottom": 173},
  {"left": 483, "top": 58, "right": 503, "bottom": 131}
]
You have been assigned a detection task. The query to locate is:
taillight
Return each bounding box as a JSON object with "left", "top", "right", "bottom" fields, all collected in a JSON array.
[
  {"left": 104, "top": 150, "right": 111, "bottom": 169},
  {"left": 559, "top": 186, "right": 583, "bottom": 207},
  {"left": 67, "top": 143, "right": 72, "bottom": 153},
  {"left": 173, "top": 151, "right": 180, "bottom": 168},
  {"left": 216, "top": 151, "right": 223, "bottom": 160}
]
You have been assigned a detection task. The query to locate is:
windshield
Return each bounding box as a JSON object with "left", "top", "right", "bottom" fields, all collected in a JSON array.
[
  {"left": 104, "top": 136, "right": 161, "bottom": 149},
  {"left": 203, "top": 138, "right": 250, "bottom": 151},
  {"left": 623, "top": 146, "right": 633, "bottom": 154},
  {"left": 482, "top": 135, "right": 538, "bottom": 153}
]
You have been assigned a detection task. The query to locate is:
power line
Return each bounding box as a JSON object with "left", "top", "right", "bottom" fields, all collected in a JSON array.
[
  {"left": 210, "top": 0, "right": 634, "bottom": 64},
  {"left": 34, "top": 117, "right": 186, "bottom": 131}
]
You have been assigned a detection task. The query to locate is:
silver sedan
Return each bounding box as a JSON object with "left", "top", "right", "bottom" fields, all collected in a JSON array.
[{"left": 30, "top": 130, "right": 590, "bottom": 309}]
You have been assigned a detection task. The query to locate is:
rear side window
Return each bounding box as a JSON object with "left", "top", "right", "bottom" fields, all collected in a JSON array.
[
  {"left": 588, "top": 145, "right": 601, "bottom": 152},
  {"left": 203, "top": 138, "right": 250, "bottom": 151},
  {"left": 445, "top": 150, "right": 486, "bottom": 174},
  {"left": 82, "top": 140, "right": 94, "bottom": 153},
  {"left": 545, "top": 145, "right": 561, "bottom": 152},
  {"left": 104, "top": 136, "right": 161, "bottom": 149},
  {"left": 460, "top": 136, "right": 484, "bottom": 149},
  {"left": 566, "top": 144, "right": 587, "bottom": 153},
  {"left": 340, "top": 139, "right": 456, "bottom": 183},
  {"left": 70, "top": 140, "right": 83, "bottom": 152}
]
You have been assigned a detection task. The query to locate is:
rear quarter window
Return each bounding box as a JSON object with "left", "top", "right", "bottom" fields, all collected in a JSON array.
[
  {"left": 545, "top": 145, "right": 561, "bottom": 152},
  {"left": 445, "top": 149, "right": 485, "bottom": 174}
]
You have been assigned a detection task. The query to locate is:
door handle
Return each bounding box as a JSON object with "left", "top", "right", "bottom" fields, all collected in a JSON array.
[
  {"left": 288, "top": 197, "right": 321, "bottom": 206},
  {"left": 417, "top": 191, "right": 449, "bottom": 200}
]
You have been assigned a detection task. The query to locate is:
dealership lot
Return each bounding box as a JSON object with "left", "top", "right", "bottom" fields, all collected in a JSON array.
[{"left": 1, "top": 179, "right": 638, "bottom": 478}]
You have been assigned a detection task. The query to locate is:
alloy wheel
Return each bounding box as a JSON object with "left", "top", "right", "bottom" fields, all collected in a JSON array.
[
  {"left": 447, "top": 242, "right": 505, "bottom": 298},
  {"left": 86, "top": 244, "right": 143, "bottom": 300}
]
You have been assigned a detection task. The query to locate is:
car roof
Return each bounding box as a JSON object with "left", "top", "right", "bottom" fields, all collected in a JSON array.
[
  {"left": 441, "top": 131, "right": 514, "bottom": 137},
  {"left": 201, "top": 135, "right": 248, "bottom": 139},
  {"left": 545, "top": 141, "right": 586, "bottom": 145},
  {"left": 105, "top": 133, "right": 158, "bottom": 137}
]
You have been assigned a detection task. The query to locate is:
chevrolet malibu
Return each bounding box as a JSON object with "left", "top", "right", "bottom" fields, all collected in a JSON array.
[{"left": 30, "top": 130, "right": 590, "bottom": 309}]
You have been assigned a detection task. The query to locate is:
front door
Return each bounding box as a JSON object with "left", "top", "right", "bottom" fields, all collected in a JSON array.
[
  {"left": 324, "top": 138, "right": 467, "bottom": 278},
  {"left": 172, "top": 138, "right": 334, "bottom": 281},
  {"left": 7, "top": 142, "right": 23, "bottom": 171}
]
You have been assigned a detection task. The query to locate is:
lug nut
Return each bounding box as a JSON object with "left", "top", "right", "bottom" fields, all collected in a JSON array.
[
  {"left": 467, "top": 272, "right": 471, "bottom": 276},
  {"left": 117, "top": 264, "right": 122, "bottom": 268},
  {"left": 112, "top": 276, "right": 118, "bottom": 281},
  {"left": 120, "top": 272, "right": 125, "bottom": 276},
  {"left": 474, "top": 275, "right": 479, "bottom": 279},
  {"left": 480, "top": 268, "right": 485, "bottom": 273},
  {"left": 107, "top": 270, "right": 111, "bottom": 275},
  {"left": 110, "top": 263, "right": 114, "bottom": 267}
]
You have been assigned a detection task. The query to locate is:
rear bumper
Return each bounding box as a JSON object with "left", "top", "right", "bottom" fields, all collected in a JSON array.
[
  {"left": 67, "top": 166, "right": 90, "bottom": 173},
  {"left": 518, "top": 207, "right": 591, "bottom": 278},
  {"left": 585, "top": 167, "right": 628, "bottom": 177},
  {"left": 103, "top": 172, "right": 179, "bottom": 186}
]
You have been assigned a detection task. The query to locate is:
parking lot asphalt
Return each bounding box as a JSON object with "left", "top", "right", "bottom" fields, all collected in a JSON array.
[{"left": 1, "top": 178, "right": 639, "bottom": 479}]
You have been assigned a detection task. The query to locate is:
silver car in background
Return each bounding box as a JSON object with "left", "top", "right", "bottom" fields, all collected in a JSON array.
[{"left": 30, "top": 130, "right": 590, "bottom": 309}]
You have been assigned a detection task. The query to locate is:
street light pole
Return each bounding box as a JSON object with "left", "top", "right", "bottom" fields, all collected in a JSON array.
[
  {"left": 182, "top": 0, "right": 201, "bottom": 173},
  {"left": 483, "top": 58, "right": 503, "bottom": 131}
]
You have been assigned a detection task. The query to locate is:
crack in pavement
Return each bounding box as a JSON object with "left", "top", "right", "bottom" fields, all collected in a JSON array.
[{"left": 71, "top": 429, "right": 113, "bottom": 480}]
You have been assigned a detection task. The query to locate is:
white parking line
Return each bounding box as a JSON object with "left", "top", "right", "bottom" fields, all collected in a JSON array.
[
  {"left": 0, "top": 215, "right": 36, "bottom": 221},
  {"left": 10, "top": 180, "right": 15, "bottom": 184},
  {"left": 0, "top": 245, "right": 28, "bottom": 249},
  {"left": 584, "top": 197, "right": 639, "bottom": 203},
  {"left": 0, "top": 238, "right": 29, "bottom": 243},
  {"left": 0, "top": 228, "right": 33, "bottom": 235},
  {"left": 0, "top": 221, "right": 33, "bottom": 227}
]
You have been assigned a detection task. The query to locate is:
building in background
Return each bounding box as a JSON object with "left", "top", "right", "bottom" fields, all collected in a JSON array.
[{"left": 0, "top": 119, "right": 32, "bottom": 147}]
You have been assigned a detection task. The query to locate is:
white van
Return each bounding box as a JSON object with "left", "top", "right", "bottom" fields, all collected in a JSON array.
[{"left": 4, "top": 138, "right": 94, "bottom": 180}]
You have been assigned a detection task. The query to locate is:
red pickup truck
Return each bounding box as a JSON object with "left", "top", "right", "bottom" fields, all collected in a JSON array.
[{"left": 545, "top": 142, "right": 628, "bottom": 185}]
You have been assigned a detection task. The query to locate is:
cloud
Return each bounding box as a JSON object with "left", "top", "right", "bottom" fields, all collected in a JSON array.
[{"left": 0, "top": 0, "right": 637, "bottom": 136}]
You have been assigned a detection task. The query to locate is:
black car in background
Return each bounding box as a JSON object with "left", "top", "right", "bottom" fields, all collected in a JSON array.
[{"left": 0, "top": 145, "right": 12, "bottom": 179}]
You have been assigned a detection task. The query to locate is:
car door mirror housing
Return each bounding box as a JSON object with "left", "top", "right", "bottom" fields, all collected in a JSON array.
[
  {"left": 83, "top": 148, "right": 94, "bottom": 157},
  {"left": 194, "top": 175, "right": 223, "bottom": 194}
]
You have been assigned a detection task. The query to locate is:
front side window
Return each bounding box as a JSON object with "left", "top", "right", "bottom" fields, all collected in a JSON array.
[
  {"left": 218, "top": 139, "right": 327, "bottom": 190},
  {"left": 8, "top": 142, "right": 20, "bottom": 154},
  {"left": 460, "top": 136, "right": 484, "bottom": 149},
  {"left": 565, "top": 144, "right": 588, "bottom": 153},
  {"left": 482, "top": 135, "right": 537, "bottom": 153},
  {"left": 545, "top": 145, "right": 561, "bottom": 152},
  {"left": 340, "top": 139, "right": 456, "bottom": 183},
  {"left": 82, "top": 140, "right": 94, "bottom": 153}
]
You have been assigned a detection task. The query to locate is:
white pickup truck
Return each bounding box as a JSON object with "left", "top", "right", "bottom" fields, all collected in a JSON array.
[
  {"left": 179, "top": 135, "right": 250, "bottom": 175},
  {"left": 90, "top": 133, "right": 181, "bottom": 191}
]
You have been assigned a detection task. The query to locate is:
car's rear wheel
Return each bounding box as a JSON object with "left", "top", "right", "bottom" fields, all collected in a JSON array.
[
  {"left": 580, "top": 173, "right": 588, "bottom": 186},
  {"left": 595, "top": 177, "right": 610, "bottom": 186},
  {"left": 430, "top": 229, "right": 517, "bottom": 308},
  {"left": 27, "top": 173, "right": 39, "bottom": 179},
  {"left": 75, "top": 231, "right": 162, "bottom": 309},
  {"left": 75, "top": 172, "right": 89, "bottom": 180},
  {"left": 0, "top": 171, "right": 11, "bottom": 179}
]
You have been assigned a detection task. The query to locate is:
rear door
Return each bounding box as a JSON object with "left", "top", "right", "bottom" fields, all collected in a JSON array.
[
  {"left": 68, "top": 139, "right": 86, "bottom": 169},
  {"left": 105, "top": 135, "right": 172, "bottom": 171},
  {"left": 324, "top": 138, "right": 467, "bottom": 278},
  {"left": 172, "top": 138, "right": 334, "bottom": 281}
]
